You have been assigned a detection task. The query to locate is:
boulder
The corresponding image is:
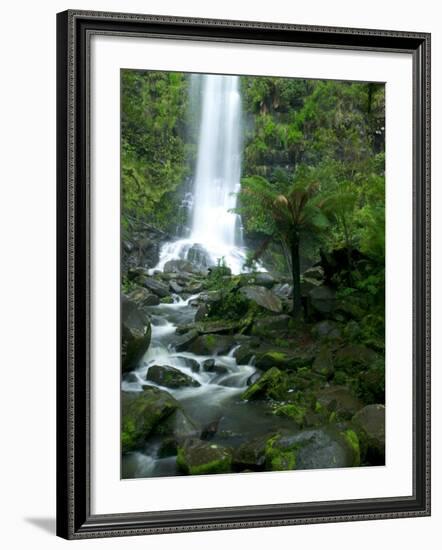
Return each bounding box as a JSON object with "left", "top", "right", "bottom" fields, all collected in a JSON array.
[
  {"left": 176, "top": 356, "right": 200, "bottom": 372},
  {"left": 173, "top": 329, "right": 199, "bottom": 352},
  {"left": 233, "top": 344, "right": 255, "bottom": 365},
  {"left": 188, "top": 334, "right": 235, "bottom": 356},
  {"left": 309, "top": 285, "right": 337, "bottom": 314},
  {"left": 201, "top": 359, "right": 229, "bottom": 374},
  {"left": 254, "top": 349, "right": 313, "bottom": 371},
  {"left": 265, "top": 426, "right": 360, "bottom": 471},
  {"left": 316, "top": 386, "right": 363, "bottom": 420},
  {"left": 240, "top": 285, "right": 282, "bottom": 313},
  {"left": 233, "top": 434, "right": 272, "bottom": 471},
  {"left": 251, "top": 314, "right": 292, "bottom": 337},
  {"left": 176, "top": 439, "right": 232, "bottom": 475},
  {"left": 169, "top": 280, "right": 184, "bottom": 294},
  {"left": 141, "top": 277, "right": 170, "bottom": 298},
  {"left": 121, "top": 296, "right": 152, "bottom": 373},
  {"left": 198, "top": 290, "right": 222, "bottom": 304},
  {"left": 334, "top": 344, "right": 379, "bottom": 372},
  {"left": 194, "top": 303, "right": 208, "bottom": 322},
  {"left": 146, "top": 365, "right": 201, "bottom": 388},
  {"left": 187, "top": 244, "right": 213, "bottom": 270},
  {"left": 272, "top": 283, "right": 293, "bottom": 300},
  {"left": 254, "top": 272, "right": 277, "bottom": 288},
  {"left": 121, "top": 387, "right": 178, "bottom": 452},
  {"left": 163, "top": 259, "right": 195, "bottom": 274},
  {"left": 127, "top": 287, "right": 160, "bottom": 307},
  {"left": 352, "top": 404, "right": 385, "bottom": 464},
  {"left": 312, "top": 320, "right": 341, "bottom": 340},
  {"left": 241, "top": 367, "right": 287, "bottom": 401},
  {"left": 312, "top": 347, "right": 334, "bottom": 378}
]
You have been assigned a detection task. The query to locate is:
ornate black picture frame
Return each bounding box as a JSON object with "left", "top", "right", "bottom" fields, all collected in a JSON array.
[{"left": 56, "top": 9, "right": 431, "bottom": 539}]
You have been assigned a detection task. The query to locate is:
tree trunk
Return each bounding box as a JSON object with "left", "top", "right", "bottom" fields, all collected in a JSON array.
[{"left": 291, "top": 232, "right": 302, "bottom": 318}]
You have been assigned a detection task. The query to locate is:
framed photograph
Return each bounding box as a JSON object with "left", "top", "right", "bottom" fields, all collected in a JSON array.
[{"left": 56, "top": 10, "right": 431, "bottom": 539}]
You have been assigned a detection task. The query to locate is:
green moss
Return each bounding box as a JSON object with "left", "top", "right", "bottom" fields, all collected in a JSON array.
[
  {"left": 121, "top": 418, "right": 136, "bottom": 452},
  {"left": 265, "top": 435, "right": 298, "bottom": 471},
  {"left": 241, "top": 367, "right": 287, "bottom": 401},
  {"left": 160, "top": 296, "right": 174, "bottom": 304},
  {"left": 267, "top": 351, "right": 287, "bottom": 362},
  {"left": 177, "top": 444, "right": 232, "bottom": 475},
  {"left": 274, "top": 404, "right": 306, "bottom": 427},
  {"left": 342, "top": 429, "right": 361, "bottom": 466}
]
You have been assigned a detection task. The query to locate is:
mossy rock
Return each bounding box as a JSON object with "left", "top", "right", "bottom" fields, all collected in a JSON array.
[
  {"left": 315, "top": 386, "right": 363, "bottom": 421},
  {"left": 188, "top": 334, "right": 235, "bottom": 355},
  {"left": 176, "top": 439, "right": 232, "bottom": 475},
  {"left": 121, "top": 388, "right": 179, "bottom": 453},
  {"left": 241, "top": 367, "right": 287, "bottom": 401},
  {"left": 334, "top": 344, "right": 379, "bottom": 372},
  {"left": 273, "top": 403, "right": 307, "bottom": 428},
  {"left": 264, "top": 426, "right": 361, "bottom": 472},
  {"left": 352, "top": 404, "right": 385, "bottom": 465},
  {"left": 232, "top": 433, "right": 274, "bottom": 471},
  {"left": 146, "top": 364, "right": 201, "bottom": 388},
  {"left": 250, "top": 315, "right": 292, "bottom": 337},
  {"left": 254, "top": 349, "right": 314, "bottom": 371},
  {"left": 121, "top": 296, "right": 152, "bottom": 373},
  {"left": 312, "top": 347, "right": 334, "bottom": 379}
]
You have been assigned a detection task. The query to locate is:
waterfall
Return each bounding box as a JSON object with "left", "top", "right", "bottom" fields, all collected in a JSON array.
[
  {"left": 191, "top": 75, "right": 243, "bottom": 252},
  {"left": 153, "top": 74, "right": 247, "bottom": 275}
]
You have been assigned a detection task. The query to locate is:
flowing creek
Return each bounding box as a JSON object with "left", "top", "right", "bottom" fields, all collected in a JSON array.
[{"left": 122, "top": 294, "right": 295, "bottom": 478}]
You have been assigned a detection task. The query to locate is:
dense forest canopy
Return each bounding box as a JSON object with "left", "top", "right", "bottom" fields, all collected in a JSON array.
[{"left": 122, "top": 70, "right": 385, "bottom": 322}]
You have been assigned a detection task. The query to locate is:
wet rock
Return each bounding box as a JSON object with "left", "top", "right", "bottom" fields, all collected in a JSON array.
[
  {"left": 146, "top": 365, "right": 201, "bottom": 388},
  {"left": 246, "top": 371, "right": 261, "bottom": 386},
  {"left": 352, "top": 404, "right": 385, "bottom": 464},
  {"left": 176, "top": 356, "right": 200, "bottom": 372},
  {"left": 142, "top": 277, "right": 170, "bottom": 298},
  {"left": 156, "top": 408, "right": 200, "bottom": 443},
  {"left": 240, "top": 285, "right": 282, "bottom": 313},
  {"left": 316, "top": 386, "right": 363, "bottom": 420},
  {"left": 169, "top": 280, "right": 184, "bottom": 294},
  {"left": 265, "top": 426, "right": 360, "bottom": 471},
  {"left": 163, "top": 259, "right": 195, "bottom": 274},
  {"left": 121, "top": 387, "right": 178, "bottom": 452},
  {"left": 233, "top": 434, "right": 272, "bottom": 471},
  {"left": 122, "top": 372, "right": 139, "bottom": 383},
  {"left": 187, "top": 243, "right": 213, "bottom": 270},
  {"left": 176, "top": 439, "right": 232, "bottom": 475},
  {"left": 254, "top": 349, "right": 313, "bottom": 371},
  {"left": 188, "top": 334, "right": 235, "bottom": 355},
  {"left": 309, "top": 285, "right": 337, "bottom": 314},
  {"left": 233, "top": 344, "right": 255, "bottom": 365},
  {"left": 121, "top": 296, "right": 152, "bottom": 373},
  {"left": 241, "top": 367, "right": 287, "bottom": 401},
  {"left": 201, "top": 359, "right": 229, "bottom": 374},
  {"left": 174, "top": 329, "right": 199, "bottom": 352},
  {"left": 127, "top": 287, "right": 160, "bottom": 307}
]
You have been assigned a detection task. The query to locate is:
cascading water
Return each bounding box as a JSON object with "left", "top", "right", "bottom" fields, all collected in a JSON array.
[{"left": 154, "top": 74, "right": 247, "bottom": 275}]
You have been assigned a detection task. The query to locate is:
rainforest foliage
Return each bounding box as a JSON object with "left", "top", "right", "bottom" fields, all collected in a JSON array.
[{"left": 121, "top": 70, "right": 385, "bottom": 323}]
